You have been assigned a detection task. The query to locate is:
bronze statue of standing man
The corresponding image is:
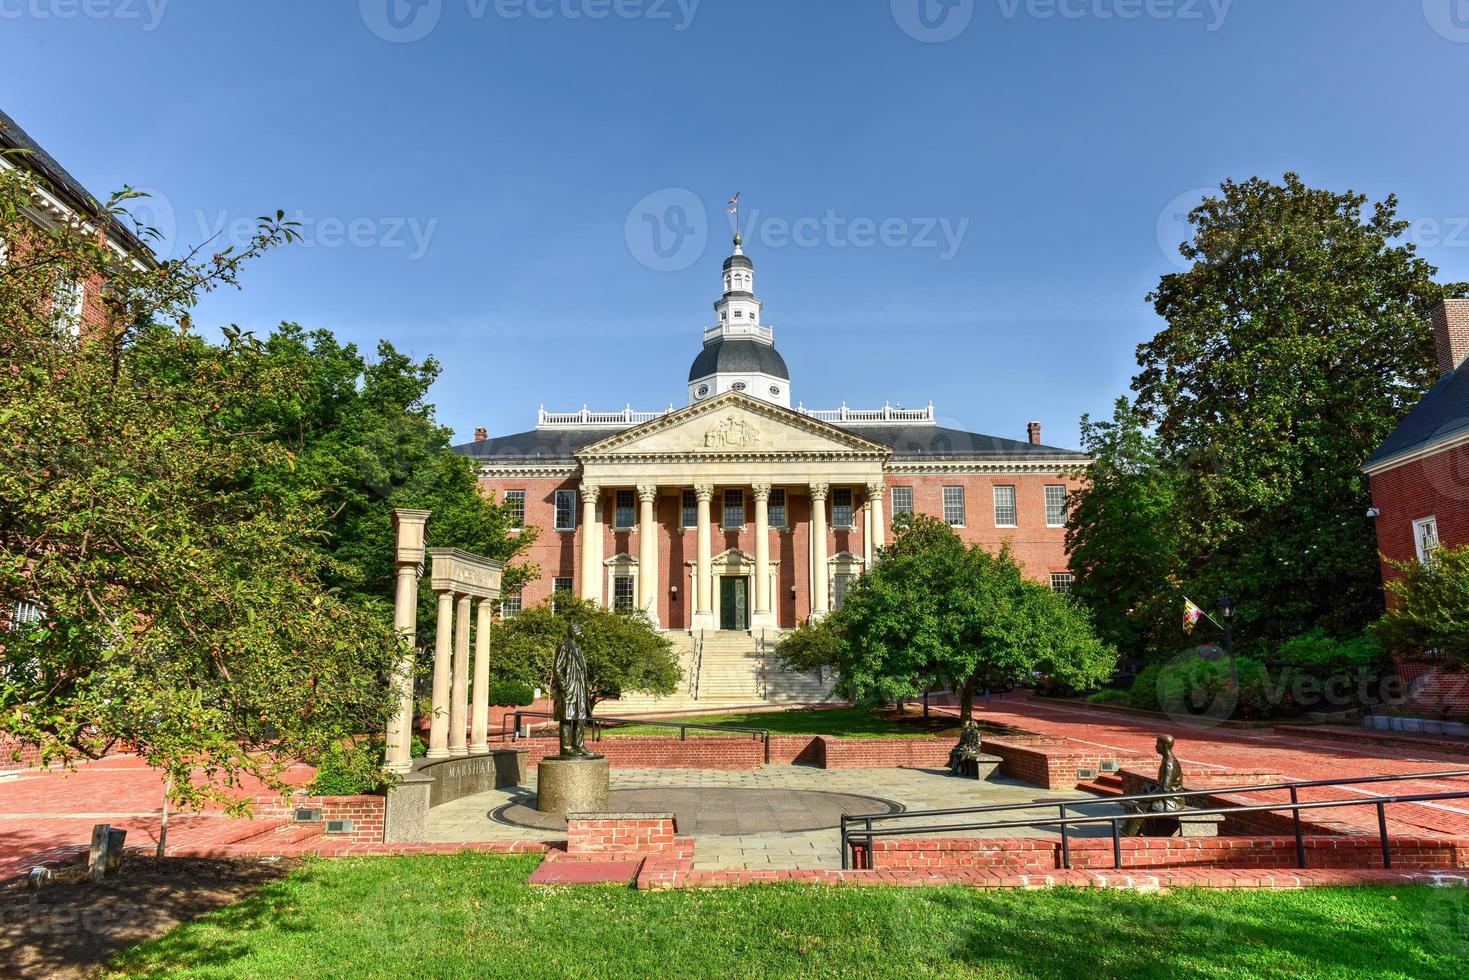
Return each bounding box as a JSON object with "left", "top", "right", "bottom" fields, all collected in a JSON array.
[{"left": 553, "top": 622, "right": 601, "bottom": 760}]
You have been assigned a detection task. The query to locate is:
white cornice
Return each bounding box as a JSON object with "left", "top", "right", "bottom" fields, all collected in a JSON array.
[
  {"left": 476, "top": 463, "right": 578, "bottom": 480},
  {"left": 885, "top": 459, "right": 1091, "bottom": 476},
  {"left": 1362, "top": 427, "right": 1469, "bottom": 477}
]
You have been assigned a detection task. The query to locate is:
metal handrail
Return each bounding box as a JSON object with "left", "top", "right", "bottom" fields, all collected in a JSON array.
[
  {"left": 689, "top": 630, "right": 704, "bottom": 700},
  {"left": 839, "top": 768, "right": 1469, "bottom": 871},
  {"left": 500, "top": 709, "right": 772, "bottom": 763}
]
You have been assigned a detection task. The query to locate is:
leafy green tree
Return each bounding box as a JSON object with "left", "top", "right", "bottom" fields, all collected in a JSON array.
[
  {"left": 781, "top": 515, "right": 1116, "bottom": 721},
  {"left": 1373, "top": 547, "right": 1469, "bottom": 666},
  {"left": 0, "top": 164, "right": 398, "bottom": 811},
  {"left": 1065, "top": 397, "right": 1183, "bottom": 658},
  {"left": 491, "top": 596, "right": 681, "bottom": 713},
  {"left": 1134, "top": 173, "right": 1467, "bottom": 645},
  {"left": 228, "top": 324, "right": 538, "bottom": 605}
]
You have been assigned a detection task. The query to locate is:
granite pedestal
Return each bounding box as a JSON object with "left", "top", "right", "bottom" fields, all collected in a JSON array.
[{"left": 536, "top": 757, "right": 610, "bottom": 814}]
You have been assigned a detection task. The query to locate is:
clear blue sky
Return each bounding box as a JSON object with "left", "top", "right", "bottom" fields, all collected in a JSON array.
[{"left": 6, "top": 1, "right": 1469, "bottom": 447}]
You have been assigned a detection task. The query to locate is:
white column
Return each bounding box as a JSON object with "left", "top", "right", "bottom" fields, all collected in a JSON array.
[
  {"left": 426, "top": 589, "right": 454, "bottom": 759},
  {"left": 469, "top": 597, "right": 492, "bottom": 754},
  {"left": 385, "top": 509, "right": 428, "bottom": 774},
  {"left": 580, "top": 483, "right": 601, "bottom": 603},
  {"left": 809, "top": 483, "right": 829, "bottom": 619},
  {"left": 693, "top": 484, "right": 715, "bottom": 631},
  {"left": 637, "top": 484, "right": 660, "bottom": 626},
  {"left": 868, "top": 481, "right": 886, "bottom": 557},
  {"left": 449, "top": 593, "right": 471, "bottom": 757},
  {"left": 752, "top": 484, "right": 774, "bottom": 630}
]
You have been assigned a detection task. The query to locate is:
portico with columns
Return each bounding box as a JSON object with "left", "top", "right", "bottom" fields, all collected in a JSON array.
[{"left": 456, "top": 231, "right": 1086, "bottom": 709}]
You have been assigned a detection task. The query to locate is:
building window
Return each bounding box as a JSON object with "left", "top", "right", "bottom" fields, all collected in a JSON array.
[
  {"left": 53, "top": 277, "right": 84, "bottom": 335},
  {"left": 504, "top": 490, "right": 526, "bottom": 530},
  {"left": 1050, "top": 573, "right": 1074, "bottom": 594},
  {"left": 613, "top": 575, "right": 636, "bottom": 612},
  {"left": 8, "top": 600, "right": 41, "bottom": 631},
  {"left": 723, "top": 488, "right": 745, "bottom": 528},
  {"left": 768, "top": 488, "right": 786, "bottom": 528},
  {"left": 615, "top": 489, "right": 636, "bottom": 529},
  {"left": 832, "top": 488, "right": 854, "bottom": 528},
  {"left": 554, "top": 490, "right": 577, "bottom": 531},
  {"left": 943, "top": 486, "right": 966, "bottom": 527},
  {"left": 833, "top": 573, "right": 856, "bottom": 610},
  {"left": 993, "top": 486, "right": 1017, "bottom": 527},
  {"left": 1045, "top": 486, "right": 1069, "bottom": 528},
  {"left": 552, "top": 577, "right": 574, "bottom": 613},
  {"left": 682, "top": 489, "right": 697, "bottom": 529},
  {"left": 891, "top": 486, "right": 914, "bottom": 517},
  {"left": 501, "top": 592, "right": 523, "bottom": 618},
  {"left": 1413, "top": 516, "right": 1441, "bottom": 564}
]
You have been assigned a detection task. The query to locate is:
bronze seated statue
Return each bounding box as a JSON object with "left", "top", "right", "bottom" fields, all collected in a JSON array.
[
  {"left": 1121, "top": 734, "right": 1185, "bottom": 836},
  {"left": 946, "top": 721, "right": 986, "bottom": 779}
]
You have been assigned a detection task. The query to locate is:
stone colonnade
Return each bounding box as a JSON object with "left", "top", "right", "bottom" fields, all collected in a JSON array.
[
  {"left": 575, "top": 479, "right": 886, "bottom": 631},
  {"left": 385, "top": 510, "right": 504, "bottom": 774}
]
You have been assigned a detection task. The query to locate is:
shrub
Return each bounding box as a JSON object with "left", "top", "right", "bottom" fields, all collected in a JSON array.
[
  {"left": 1127, "top": 665, "right": 1163, "bottom": 711},
  {"left": 1374, "top": 546, "right": 1469, "bottom": 666},
  {"left": 486, "top": 680, "right": 535, "bottom": 708},
  {"left": 309, "top": 740, "right": 386, "bottom": 796},
  {"left": 1274, "top": 629, "right": 1383, "bottom": 667},
  {"left": 1085, "top": 689, "right": 1128, "bottom": 704}
]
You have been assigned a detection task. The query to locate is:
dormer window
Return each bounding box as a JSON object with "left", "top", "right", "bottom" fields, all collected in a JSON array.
[{"left": 734, "top": 310, "right": 743, "bottom": 317}]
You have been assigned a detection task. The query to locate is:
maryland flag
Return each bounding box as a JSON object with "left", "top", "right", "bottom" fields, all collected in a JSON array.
[{"left": 1182, "top": 598, "right": 1205, "bottom": 633}]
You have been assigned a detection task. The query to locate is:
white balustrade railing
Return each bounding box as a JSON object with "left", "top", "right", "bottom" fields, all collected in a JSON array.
[{"left": 536, "top": 400, "right": 936, "bottom": 429}]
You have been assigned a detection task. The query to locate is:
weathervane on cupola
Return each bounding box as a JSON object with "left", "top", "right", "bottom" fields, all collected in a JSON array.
[{"left": 685, "top": 193, "right": 793, "bottom": 409}]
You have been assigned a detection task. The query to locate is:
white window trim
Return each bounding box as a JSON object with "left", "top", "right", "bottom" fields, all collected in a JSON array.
[
  {"left": 993, "top": 486, "right": 1017, "bottom": 529},
  {"left": 504, "top": 489, "right": 526, "bottom": 531},
  {"left": 891, "top": 486, "right": 914, "bottom": 517},
  {"left": 942, "top": 486, "right": 966, "bottom": 528},
  {"left": 1044, "top": 485, "right": 1068, "bottom": 528},
  {"left": 554, "top": 489, "right": 577, "bottom": 532},
  {"left": 1413, "top": 516, "right": 1441, "bottom": 564}
]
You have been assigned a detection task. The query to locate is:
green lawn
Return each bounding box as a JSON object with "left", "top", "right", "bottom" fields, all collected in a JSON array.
[
  {"left": 109, "top": 854, "right": 1465, "bottom": 978},
  {"left": 597, "top": 705, "right": 958, "bottom": 739}
]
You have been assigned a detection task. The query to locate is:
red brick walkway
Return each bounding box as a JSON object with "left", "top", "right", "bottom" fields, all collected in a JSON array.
[{"left": 964, "top": 695, "right": 1469, "bottom": 838}]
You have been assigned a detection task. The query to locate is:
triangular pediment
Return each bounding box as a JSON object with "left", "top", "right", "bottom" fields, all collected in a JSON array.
[{"left": 576, "top": 392, "right": 891, "bottom": 458}]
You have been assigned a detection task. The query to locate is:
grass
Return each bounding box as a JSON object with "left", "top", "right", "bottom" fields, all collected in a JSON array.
[
  {"left": 597, "top": 705, "right": 959, "bottom": 739},
  {"left": 108, "top": 853, "right": 1467, "bottom": 978}
]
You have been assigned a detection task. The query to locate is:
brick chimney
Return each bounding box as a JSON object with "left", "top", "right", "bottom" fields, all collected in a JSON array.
[
  {"left": 473, "top": 426, "right": 488, "bottom": 443},
  {"left": 1027, "top": 421, "right": 1042, "bottom": 446},
  {"left": 1432, "top": 298, "right": 1469, "bottom": 377}
]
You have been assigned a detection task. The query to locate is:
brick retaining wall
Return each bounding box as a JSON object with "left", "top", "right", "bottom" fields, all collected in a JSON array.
[
  {"left": 256, "top": 794, "right": 385, "bottom": 844},
  {"left": 983, "top": 735, "right": 1143, "bottom": 790},
  {"left": 867, "top": 835, "right": 1469, "bottom": 872},
  {"left": 565, "top": 813, "right": 678, "bottom": 859}
]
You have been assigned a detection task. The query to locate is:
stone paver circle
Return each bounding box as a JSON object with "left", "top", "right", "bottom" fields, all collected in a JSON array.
[{"left": 491, "top": 786, "right": 904, "bottom": 835}]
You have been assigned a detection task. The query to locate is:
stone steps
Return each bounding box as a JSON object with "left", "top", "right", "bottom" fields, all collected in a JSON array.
[{"left": 614, "top": 630, "right": 836, "bottom": 714}]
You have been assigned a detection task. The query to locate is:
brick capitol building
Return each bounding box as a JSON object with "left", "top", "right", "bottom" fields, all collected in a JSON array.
[{"left": 456, "top": 234, "right": 1088, "bottom": 709}]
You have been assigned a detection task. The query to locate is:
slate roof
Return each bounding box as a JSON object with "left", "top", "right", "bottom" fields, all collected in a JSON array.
[
  {"left": 0, "top": 107, "right": 152, "bottom": 260},
  {"left": 688, "top": 338, "right": 790, "bottom": 382},
  {"left": 455, "top": 420, "right": 1087, "bottom": 466},
  {"left": 1364, "top": 366, "right": 1469, "bottom": 470}
]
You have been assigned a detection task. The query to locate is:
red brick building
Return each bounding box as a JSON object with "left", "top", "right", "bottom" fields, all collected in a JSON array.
[
  {"left": 0, "top": 108, "right": 154, "bottom": 335},
  {"left": 455, "top": 237, "right": 1088, "bottom": 648},
  {"left": 1364, "top": 298, "right": 1469, "bottom": 714}
]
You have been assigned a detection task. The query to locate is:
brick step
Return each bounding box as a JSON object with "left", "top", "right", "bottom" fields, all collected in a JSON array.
[
  {"left": 1075, "top": 773, "right": 1127, "bottom": 797},
  {"left": 1273, "top": 724, "right": 1469, "bottom": 758},
  {"left": 226, "top": 818, "right": 294, "bottom": 845}
]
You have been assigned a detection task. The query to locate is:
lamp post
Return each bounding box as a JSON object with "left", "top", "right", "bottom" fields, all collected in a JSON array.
[{"left": 1216, "top": 592, "right": 1237, "bottom": 673}]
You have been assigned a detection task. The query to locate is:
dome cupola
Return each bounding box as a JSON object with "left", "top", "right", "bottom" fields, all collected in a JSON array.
[{"left": 689, "top": 233, "right": 791, "bottom": 408}]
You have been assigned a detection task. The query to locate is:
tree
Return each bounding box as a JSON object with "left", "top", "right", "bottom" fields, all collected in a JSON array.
[
  {"left": 1373, "top": 547, "right": 1469, "bottom": 666},
  {"left": 1134, "top": 173, "right": 1467, "bottom": 646},
  {"left": 780, "top": 515, "right": 1116, "bottom": 721},
  {"left": 1065, "top": 397, "right": 1183, "bottom": 659},
  {"left": 232, "top": 324, "right": 538, "bottom": 607},
  {"left": 0, "top": 163, "right": 399, "bottom": 811},
  {"left": 491, "top": 596, "right": 681, "bottom": 713}
]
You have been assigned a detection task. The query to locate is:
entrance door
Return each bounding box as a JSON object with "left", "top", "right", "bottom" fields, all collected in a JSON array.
[{"left": 719, "top": 576, "right": 749, "bottom": 631}]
